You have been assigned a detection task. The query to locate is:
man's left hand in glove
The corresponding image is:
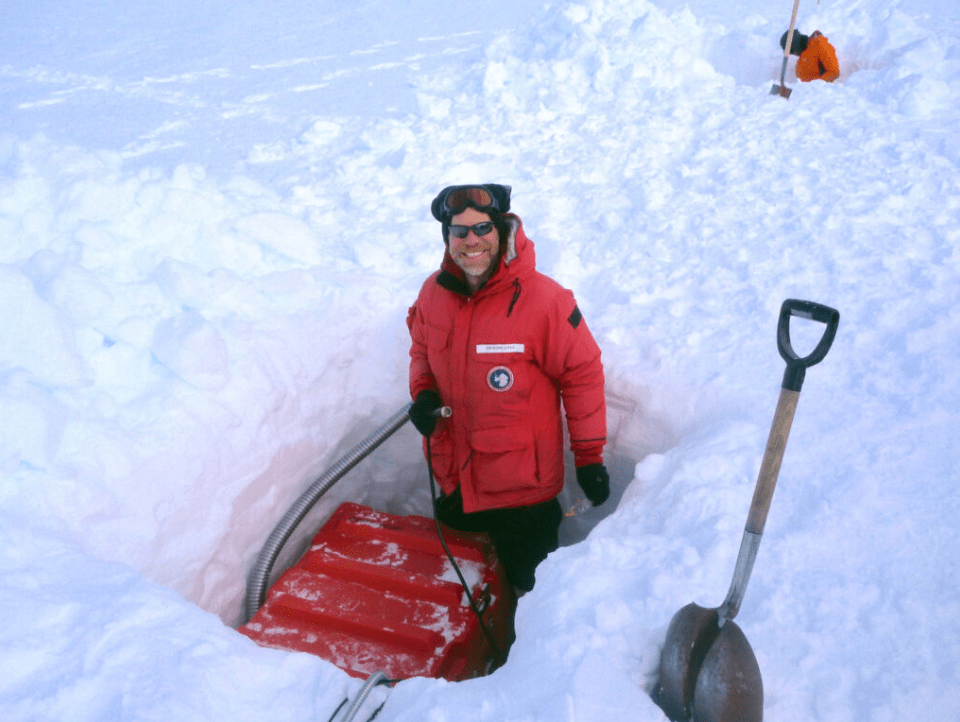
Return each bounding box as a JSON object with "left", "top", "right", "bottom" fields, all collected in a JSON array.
[{"left": 576, "top": 463, "right": 610, "bottom": 506}]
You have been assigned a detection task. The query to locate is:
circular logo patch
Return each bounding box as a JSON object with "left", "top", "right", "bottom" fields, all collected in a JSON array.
[{"left": 487, "top": 366, "right": 514, "bottom": 392}]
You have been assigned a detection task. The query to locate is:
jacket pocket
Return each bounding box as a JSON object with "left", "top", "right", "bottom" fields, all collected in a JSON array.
[
  {"left": 426, "top": 425, "right": 456, "bottom": 488},
  {"left": 468, "top": 425, "right": 538, "bottom": 494}
]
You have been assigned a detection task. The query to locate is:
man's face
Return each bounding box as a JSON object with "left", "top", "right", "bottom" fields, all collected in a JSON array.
[{"left": 448, "top": 207, "right": 500, "bottom": 286}]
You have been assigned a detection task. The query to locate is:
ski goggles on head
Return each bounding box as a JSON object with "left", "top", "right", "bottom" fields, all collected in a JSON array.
[{"left": 430, "top": 183, "right": 512, "bottom": 221}]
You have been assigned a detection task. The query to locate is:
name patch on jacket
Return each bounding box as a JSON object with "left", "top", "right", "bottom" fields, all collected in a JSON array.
[
  {"left": 487, "top": 366, "right": 515, "bottom": 392},
  {"left": 477, "top": 344, "right": 524, "bottom": 354}
]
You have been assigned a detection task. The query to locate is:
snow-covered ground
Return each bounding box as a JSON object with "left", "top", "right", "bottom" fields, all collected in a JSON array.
[{"left": 2, "top": 0, "right": 959, "bottom": 719}]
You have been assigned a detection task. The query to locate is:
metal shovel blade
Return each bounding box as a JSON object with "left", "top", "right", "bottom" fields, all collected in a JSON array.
[
  {"left": 654, "top": 602, "right": 762, "bottom": 722},
  {"left": 693, "top": 621, "right": 762, "bottom": 722},
  {"left": 770, "top": 83, "right": 792, "bottom": 99},
  {"left": 655, "top": 603, "right": 718, "bottom": 721}
]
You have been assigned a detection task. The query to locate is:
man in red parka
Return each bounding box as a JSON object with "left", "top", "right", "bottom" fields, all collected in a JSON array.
[{"left": 406, "top": 183, "right": 609, "bottom": 593}]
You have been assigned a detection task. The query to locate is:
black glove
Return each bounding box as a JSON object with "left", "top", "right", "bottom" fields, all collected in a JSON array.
[
  {"left": 576, "top": 463, "right": 610, "bottom": 506},
  {"left": 409, "top": 390, "right": 443, "bottom": 437}
]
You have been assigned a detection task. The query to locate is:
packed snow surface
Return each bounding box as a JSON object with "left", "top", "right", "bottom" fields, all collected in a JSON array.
[{"left": 2, "top": 0, "right": 959, "bottom": 720}]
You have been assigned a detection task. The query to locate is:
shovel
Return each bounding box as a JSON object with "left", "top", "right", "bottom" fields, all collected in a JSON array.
[
  {"left": 653, "top": 299, "right": 840, "bottom": 722},
  {"left": 771, "top": 0, "right": 802, "bottom": 98}
]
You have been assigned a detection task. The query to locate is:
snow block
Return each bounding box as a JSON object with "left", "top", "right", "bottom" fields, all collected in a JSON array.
[{"left": 239, "top": 502, "right": 515, "bottom": 681}]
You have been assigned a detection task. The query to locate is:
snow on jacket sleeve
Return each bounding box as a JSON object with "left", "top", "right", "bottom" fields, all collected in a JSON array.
[{"left": 538, "top": 290, "right": 607, "bottom": 468}]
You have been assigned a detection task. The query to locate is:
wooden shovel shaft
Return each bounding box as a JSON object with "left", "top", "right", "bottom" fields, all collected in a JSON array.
[
  {"left": 718, "top": 387, "right": 799, "bottom": 624},
  {"left": 783, "top": 0, "right": 802, "bottom": 59},
  {"left": 747, "top": 388, "right": 799, "bottom": 535},
  {"left": 775, "top": 0, "right": 803, "bottom": 90}
]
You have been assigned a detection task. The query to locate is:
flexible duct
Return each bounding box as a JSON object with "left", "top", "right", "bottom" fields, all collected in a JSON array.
[
  {"left": 333, "top": 671, "right": 392, "bottom": 722},
  {"left": 244, "top": 403, "right": 412, "bottom": 622}
]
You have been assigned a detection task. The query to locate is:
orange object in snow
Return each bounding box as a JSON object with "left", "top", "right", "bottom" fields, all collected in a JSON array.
[
  {"left": 796, "top": 33, "right": 840, "bottom": 83},
  {"left": 239, "top": 503, "right": 515, "bottom": 681}
]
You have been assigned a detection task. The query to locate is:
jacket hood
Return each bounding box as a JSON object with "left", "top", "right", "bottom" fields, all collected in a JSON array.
[{"left": 437, "top": 214, "right": 534, "bottom": 296}]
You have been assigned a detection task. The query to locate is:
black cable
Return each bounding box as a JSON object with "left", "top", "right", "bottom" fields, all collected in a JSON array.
[
  {"left": 426, "top": 435, "right": 506, "bottom": 666},
  {"left": 365, "top": 701, "right": 386, "bottom": 721},
  {"left": 326, "top": 698, "right": 348, "bottom": 722}
]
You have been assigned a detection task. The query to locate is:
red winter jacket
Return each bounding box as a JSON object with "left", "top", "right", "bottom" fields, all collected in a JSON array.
[
  {"left": 796, "top": 33, "right": 840, "bottom": 83},
  {"left": 407, "top": 215, "right": 606, "bottom": 513}
]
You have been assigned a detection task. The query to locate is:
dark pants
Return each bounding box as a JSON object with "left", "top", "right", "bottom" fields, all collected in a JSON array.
[{"left": 435, "top": 488, "right": 563, "bottom": 592}]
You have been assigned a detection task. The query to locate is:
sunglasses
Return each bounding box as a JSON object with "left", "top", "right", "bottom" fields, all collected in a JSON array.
[
  {"left": 431, "top": 183, "right": 512, "bottom": 221},
  {"left": 448, "top": 221, "right": 496, "bottom": 239}
]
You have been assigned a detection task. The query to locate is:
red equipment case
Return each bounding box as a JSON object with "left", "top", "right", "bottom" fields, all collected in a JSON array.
[{"left": 239, "top": 502, "right": 515, "bottom": 681}]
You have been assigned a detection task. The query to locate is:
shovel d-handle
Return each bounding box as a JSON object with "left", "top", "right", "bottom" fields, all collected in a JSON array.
[
  {"left": 717, "top": 299, "right": 839, "bottom": 624},
  {"left": 778, "top": 299, "right": 840, "bottom": 392},
  {"left": 750, "top": 299, "right": 838, "bottom": 536}
]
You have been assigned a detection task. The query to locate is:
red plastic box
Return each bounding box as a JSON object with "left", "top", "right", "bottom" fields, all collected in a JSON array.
[{"left": 239, "top": 502, "right": 515, "bottom": 681}]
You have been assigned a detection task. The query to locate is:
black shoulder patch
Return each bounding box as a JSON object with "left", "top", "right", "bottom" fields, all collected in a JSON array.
[{"left": 568, "top": 305, "right": 583, "bottom": 329}]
